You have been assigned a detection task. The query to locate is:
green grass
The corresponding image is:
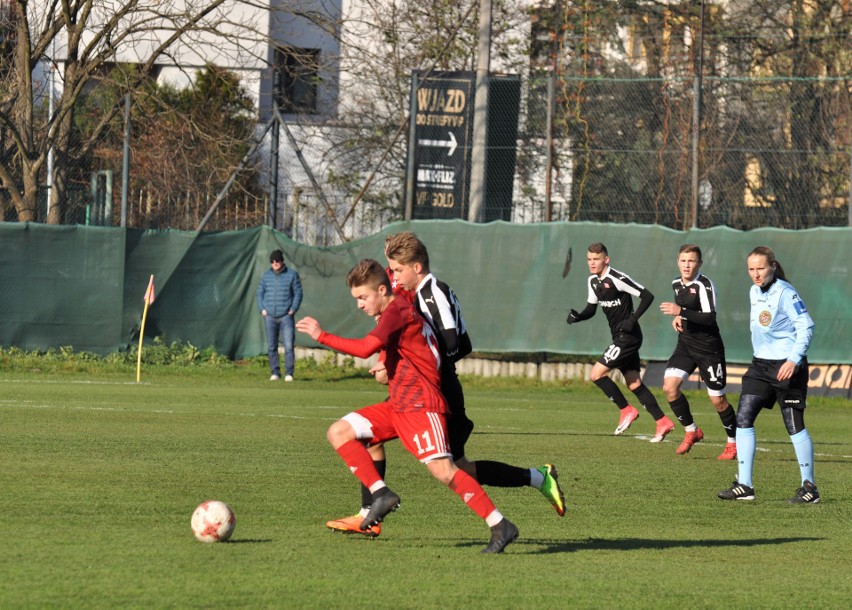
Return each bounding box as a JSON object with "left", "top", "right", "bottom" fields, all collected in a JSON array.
[{"left": 2, "top": 367, "right": 850, "bottom": 609}]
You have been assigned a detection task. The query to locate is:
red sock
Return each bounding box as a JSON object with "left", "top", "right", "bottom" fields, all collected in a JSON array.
[
  {"left": 335, "top": 440, "right": 382, "bottom": 489},
  {"left": 449, "top": 469, "right": 496, "bottom": 520}
]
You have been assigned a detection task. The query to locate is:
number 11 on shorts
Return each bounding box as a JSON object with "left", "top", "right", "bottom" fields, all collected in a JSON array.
[{"left": 412, "top": 431, "right": 436, "bottom": 455}]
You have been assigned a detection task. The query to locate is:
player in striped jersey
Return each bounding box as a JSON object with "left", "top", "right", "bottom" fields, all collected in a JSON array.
[
  {"left": 297, "top": 259, "right": 518, "bottom": 552},
  {"left": 566, "top": 243, "right": 675, "bottom": 441},
  {"left": 382, "top": 231, "right": 564, "bottom": 518},
  {"left": 659, "top": 244, "right": 737, "bottom": 459},
  {"left": 326, "top": 235, "right": 565, "bottom": 538}
]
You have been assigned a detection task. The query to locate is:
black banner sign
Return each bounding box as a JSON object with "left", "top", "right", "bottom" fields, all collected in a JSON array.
[{"left": 408, "top": 71, "right": 475, "bottom": 219}]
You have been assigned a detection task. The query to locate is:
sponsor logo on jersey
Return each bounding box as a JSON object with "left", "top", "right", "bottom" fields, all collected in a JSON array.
[
  {"left": 759, "top": 310, "right": 772, "bottom": 326},
  {"left": 792, "top": 295, "right": 808, "bottom": 315},
  {"left": 599, "top": 299, "right": 622, "bottom": 308}
]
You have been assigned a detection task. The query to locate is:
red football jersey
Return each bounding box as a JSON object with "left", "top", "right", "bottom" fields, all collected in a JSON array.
[
  {"left": 370, "top": 298, "right": 446, "bottom": 413},
  {"left": 317, "top": 297, "right": 446, "bottom": 413},
  {"left": 386, "top": 266, "right": 416, "bottom": 303}
]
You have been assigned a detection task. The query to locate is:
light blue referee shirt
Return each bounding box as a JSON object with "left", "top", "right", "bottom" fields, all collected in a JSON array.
[{"left": 749, "top": 278, "right": 815, "bottom": 364}]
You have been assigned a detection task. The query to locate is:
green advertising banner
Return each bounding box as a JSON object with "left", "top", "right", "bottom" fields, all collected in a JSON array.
[{"left": 0, "top": 221, "right": 849, "bottom": 365}]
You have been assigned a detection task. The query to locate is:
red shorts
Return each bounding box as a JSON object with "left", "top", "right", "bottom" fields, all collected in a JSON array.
[{"left": 342, "top": 401, "right": 452, "bottom": 463}]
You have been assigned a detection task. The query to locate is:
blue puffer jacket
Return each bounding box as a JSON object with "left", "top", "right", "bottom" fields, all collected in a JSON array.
[{"left": 256, "top": 266, "right": 303, "bottom": 317}]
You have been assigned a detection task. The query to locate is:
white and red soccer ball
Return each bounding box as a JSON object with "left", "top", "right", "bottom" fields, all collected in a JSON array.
[{"left": 191, "top": 500, "right": 236, "bottom": 543}]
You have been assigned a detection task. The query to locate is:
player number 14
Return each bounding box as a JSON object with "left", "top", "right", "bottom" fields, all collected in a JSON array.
[{"left": 706, "top": 363, "right": 724, "bottom": 382}]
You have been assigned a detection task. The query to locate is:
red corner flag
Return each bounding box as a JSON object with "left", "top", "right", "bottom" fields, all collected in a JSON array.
[{"left": 144, "top": 275, "right": 156, "bottom": 305}]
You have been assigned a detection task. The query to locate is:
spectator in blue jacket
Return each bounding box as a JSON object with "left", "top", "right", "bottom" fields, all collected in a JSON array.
[{"left": 257, "top": 250, "right": 303, "bottom": 381}]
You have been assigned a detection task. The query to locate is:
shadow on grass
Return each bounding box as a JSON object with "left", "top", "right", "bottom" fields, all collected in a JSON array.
[{"left": 457, "top": 536, "right": 823, "bottom": 554}]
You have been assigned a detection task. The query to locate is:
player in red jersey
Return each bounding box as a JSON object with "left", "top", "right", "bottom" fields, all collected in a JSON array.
[
  {"left": 323, "top": 261, "right": 417, "bottom": 537},
  {"left": 296, "top": 259, "right": 518, "bottom": 553},
  {"left": 328, "top": 236, "right": 564, "bottom": 538}
]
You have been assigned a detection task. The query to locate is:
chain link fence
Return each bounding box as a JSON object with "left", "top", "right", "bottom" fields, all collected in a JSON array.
[
  {"left": 275, "top": 73, "right": 851, "bottom": 242},
  {"left": 511, "top": 74, "right": 852, "bottom": 230},
  {"left": 3, "top": 75, "right": 849, "bottom": 241}
]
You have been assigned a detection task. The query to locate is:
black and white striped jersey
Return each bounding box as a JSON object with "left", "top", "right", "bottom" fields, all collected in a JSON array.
[
  {"left": 671, "top": 273, "right": 724, "bottom": 353},
  {"left": 587, "top": 267, "right": 645, "bottom": 336},
  {"left": 415, "top": 273, "right": 472, "bottom": 363}
]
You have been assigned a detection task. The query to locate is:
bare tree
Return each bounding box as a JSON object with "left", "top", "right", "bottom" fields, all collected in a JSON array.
[
  {"left": 723, "top": 0, "right": 852, "bottom": 227},
  {"left": 0, "top": 0, "right": 263, "bottom": 224},
  {"left": 278, "top": 0, "right": 530, "bottom": 234},
  {"left": 523, "top": 0, "right": 850, "bottom": 229}
]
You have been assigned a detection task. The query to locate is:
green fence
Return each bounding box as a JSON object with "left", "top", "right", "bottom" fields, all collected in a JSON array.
[{"left": 1, "top": 221, "right": 848, "bottom": 363}]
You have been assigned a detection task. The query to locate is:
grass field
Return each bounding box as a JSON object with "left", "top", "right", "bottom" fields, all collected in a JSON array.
[{"left": 2, "top": 365, "right": 850, "bottom": 609}]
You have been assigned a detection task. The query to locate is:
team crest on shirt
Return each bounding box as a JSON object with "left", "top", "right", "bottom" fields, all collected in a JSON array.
[{"left": 759, "top": 310, "right": 772, "bottom": 326}]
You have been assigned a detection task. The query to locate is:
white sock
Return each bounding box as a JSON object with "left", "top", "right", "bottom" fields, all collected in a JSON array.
[
  {"left": 485, "top": 510, "right": 505, "bottom": 527},
  {"left": 529, "top": 468, "right": 544, "bottom": 489}
]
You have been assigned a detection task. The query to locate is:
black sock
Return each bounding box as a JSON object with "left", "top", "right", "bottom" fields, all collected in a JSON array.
[
  {"left": 361, "top": 459, "right": 386, "bottom": 509},
  {"left": 593, "top": 377, "right": 630, "bottom": 409},
  {"left": 633, "top": 384, "right": 666, "bottom": 420},
  {"left": 718, "top": 406, "right": 737, "bottom": 441},
  {"left": 668, "top": 394, "right": 694, "bottom": 427},
  {"left": 475, "top": 460, "right": 530, "bottom": 487}
]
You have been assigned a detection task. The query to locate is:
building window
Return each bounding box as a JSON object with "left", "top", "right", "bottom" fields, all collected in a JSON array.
[{"left": 274, "top": 47, "right": 320, "bottom": 113}]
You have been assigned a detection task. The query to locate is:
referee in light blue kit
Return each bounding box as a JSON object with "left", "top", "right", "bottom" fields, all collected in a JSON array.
[{"left": 718, "top": 246, "right": 819, "bottom": 503}]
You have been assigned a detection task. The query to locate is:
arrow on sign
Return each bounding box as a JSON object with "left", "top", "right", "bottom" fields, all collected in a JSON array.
[{"left": 418, "top": 131, "right": 457, "bottom": 156}]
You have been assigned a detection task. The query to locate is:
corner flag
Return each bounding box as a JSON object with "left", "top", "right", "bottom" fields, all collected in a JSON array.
[
  {"left": 137, "top": 275, "right": 155, "bottom": 382},
  {"left": 144, "top": 276, "right": 156, "bottom": 304}
]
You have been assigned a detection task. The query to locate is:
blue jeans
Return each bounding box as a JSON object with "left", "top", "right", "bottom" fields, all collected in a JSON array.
[{"left": 264, "top": 314, "right": 295, "bottom": 376}]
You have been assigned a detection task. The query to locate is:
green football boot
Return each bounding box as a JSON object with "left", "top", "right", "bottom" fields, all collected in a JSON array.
[{"left": 537, "top": 464, "right": 566, "bottom": 516}]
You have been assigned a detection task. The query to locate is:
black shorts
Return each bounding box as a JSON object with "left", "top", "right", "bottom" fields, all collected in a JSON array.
[
  {"left": 442, "top": 367, "right": 474, "bottom": 459},
  {"left": 741, "top": 357, "right": 809, "bottom": 410},
  {"left": 597, "top": 334, "right": 642, "bottom": 373},
  {"left": 665, "top": 343, "right": 727, "bottom": 395}
]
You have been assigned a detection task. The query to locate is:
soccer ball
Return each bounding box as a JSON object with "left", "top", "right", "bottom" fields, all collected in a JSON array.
[{"left": 191, "top": 500, "right": 236, "bottom": 543}]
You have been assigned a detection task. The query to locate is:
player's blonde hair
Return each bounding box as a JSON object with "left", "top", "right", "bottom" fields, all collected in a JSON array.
[{"left": 385, "top": 231, "right": 430, "bottom": 269}]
